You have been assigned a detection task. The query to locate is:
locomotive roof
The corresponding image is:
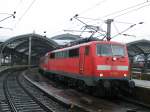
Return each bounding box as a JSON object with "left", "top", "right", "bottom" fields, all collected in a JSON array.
[{"left": 49, "top": 40, "right": 125, "bottom": 53}]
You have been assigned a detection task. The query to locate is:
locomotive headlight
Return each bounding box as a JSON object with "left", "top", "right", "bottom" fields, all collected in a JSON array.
[
  {"left": 112, "top": 57, "right": 117, "bottom": 61},
  {"left": 100, "top": 73, "right": 103, "bottom": 77},
  {"left": 124, "top": 74, "right": 127, "bottom": 77}
]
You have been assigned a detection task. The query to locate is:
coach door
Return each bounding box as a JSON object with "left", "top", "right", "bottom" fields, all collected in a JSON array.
[{"left": 79, "top": 47, "right": 85, "bottom": 74}]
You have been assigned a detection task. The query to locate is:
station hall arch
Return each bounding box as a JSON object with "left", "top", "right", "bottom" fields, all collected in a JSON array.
[{"left": 0, "top": 33, "right": 59, "bottom": 65}]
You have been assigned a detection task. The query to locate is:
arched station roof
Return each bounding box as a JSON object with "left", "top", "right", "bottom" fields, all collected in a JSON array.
[
  {"left": 127, "top": 39, "right": 150, "bottom": 57},
  {"left": 51, "top": 33, "right": 81, "bottom": 45},
  {"left": 0, "top": 33, "right": 59, "bottom": 57}
]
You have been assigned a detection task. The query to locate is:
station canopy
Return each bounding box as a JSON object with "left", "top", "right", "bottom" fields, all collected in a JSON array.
[
  {"left": 51, "top": 33, "right": 81, "bottom": 45},
  {"left": 0, "top": 33, "right": 59, "bottom": 57},
  {"left": 127, "top": 39, "right": 150, "bottom": 57}
]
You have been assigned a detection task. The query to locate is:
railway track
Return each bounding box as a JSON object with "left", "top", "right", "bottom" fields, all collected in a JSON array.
[
  {"left": 0, "top": 70, "right": 69, "bottom": 112},
  {"left": 0, "top": 72, "right": 11, "bottom": 112},
  {"left": 1, "top": 68, "right": 150, "bottom": 112}
]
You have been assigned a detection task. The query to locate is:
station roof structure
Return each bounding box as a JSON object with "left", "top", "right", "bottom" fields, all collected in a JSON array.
[
  {"left": 0, "top": 33, "right": 59, "bottom": 57},
  {"left": 51, "top": 33, "right": 81, "bottom": 45},
  {"left": 127, "top": 39, "right": 150, "bottom": 57},
  {"left": 0, "top": 33, "right": 82, "bottom": 65}
]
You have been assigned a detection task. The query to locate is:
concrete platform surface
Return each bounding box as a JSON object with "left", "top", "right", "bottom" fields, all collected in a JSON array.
[{"left": 134, "top": 79, "right": 150, "bottom": 89}]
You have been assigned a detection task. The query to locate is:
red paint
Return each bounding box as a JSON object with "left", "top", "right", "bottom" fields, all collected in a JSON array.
[{"left": 40, "top": 41, "right": 129, "bottom": 80}]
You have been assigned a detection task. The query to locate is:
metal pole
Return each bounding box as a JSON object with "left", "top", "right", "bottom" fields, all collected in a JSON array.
[
  {"left": 0, "top": 47, "right": 4, "bottom": 66},
  {"left": 28, "top": 36, "right": 32, "bottom": 67},
  {"left": 105, "top": 19, "right": 114, "bottom": 41},
  {"left": 0, "top": 53, "right": 2, "bottom": 66}
]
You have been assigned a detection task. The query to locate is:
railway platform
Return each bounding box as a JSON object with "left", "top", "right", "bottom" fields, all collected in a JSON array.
[
  {"left": 134, "top": 79, "right": 150, "bottom": 89},
  {"left": 131, "top": 79, "right": 150, "bottom": 106},
  {"left": 0, "top": 66, "right": 9, "bottom": 72}
]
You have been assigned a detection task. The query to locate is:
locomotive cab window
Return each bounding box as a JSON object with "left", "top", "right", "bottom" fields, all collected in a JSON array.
[
  {"left": 112, "top": 45, "right": 125, "bottom": 56},
  {"left": 96, "top": 44, "right": 125, "bottom": 56},
  {"left": 97, "top": 44, "right": 112, "bottom": 56}
]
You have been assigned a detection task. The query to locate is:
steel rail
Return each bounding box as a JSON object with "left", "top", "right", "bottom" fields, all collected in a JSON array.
[
  {"left": 3, "top": 73, "right": 18, "bottom": 112},
  {"left": 16, "top": 74, "right": 54, "bottom": 112}
]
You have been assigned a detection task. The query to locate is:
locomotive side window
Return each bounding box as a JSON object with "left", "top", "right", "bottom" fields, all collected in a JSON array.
[
  {"left": 64, "top": 50, "right": 69, "bottom": 58},
  {"left": 69, "top": 48, "right": 79, "bottom": 57},
  {"left": 50, "top": 48, "right": 79, "bottom": 58},
  {"left": 50, "top": 53, "right": 55, "bottom": 59},
  {"left": 85, "top": 46, "right": 89, "bottom": 55}
]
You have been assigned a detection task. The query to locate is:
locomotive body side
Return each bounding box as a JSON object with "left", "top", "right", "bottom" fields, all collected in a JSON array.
[
  {"left": 46, "top": 42, "right": 95, "bottom": 85},
  {"left": 39, "top": 40, "right": 135, "bottom": 94}
]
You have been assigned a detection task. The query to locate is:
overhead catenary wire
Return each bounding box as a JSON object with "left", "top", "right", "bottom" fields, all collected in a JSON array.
[
  {"left": 78, "top": 0, "right": 107, "bottom": 15},
  {"left": 66, "top": 14, "right": 106, "bottom": 36},
  {"left": 0, "top": 13, "right": 13, "bottom": 16},
  {"left": 13, "top": 0, "right": 36, "bottom": 28},
  {"left": 68, "top": 1, "right": 150, "bottom": 32},
  {"left": 111, "top": 22, "right": 144, "bottom": 39},
  {"left": 111, "top": 26, "right": 135, "bottom": 38},
  {"left": 77, "top": 16, "right": 104, "bottom": 22},
  {"left": 112, "top": 22, "right": 136, "bottom": 37},
  {"left": 18, "top": 0, "right": 36, "bottom": 21},
  {"left": 0, "top": 12, "right": 16, "bottom": 23},
  {"left": 97, "top": 1, "right": 150, "bottom": 19},
  {"left": 114, "top": 20, "right": 135, "bottom": 25},
  {"left": 68, "top": 1, "right": 148, "bottom": 34},
  {"left": 13, "top": 0, "right": 23, "bottom": 12},
  {"left": 66, "top": 0, "right": 107, "bottom": 32},
  {"left": 0, "top": 1, "right": 23, "bottom": 31},
  {"left": 113, "top": 2, "right": 150, "bottom": 18}
]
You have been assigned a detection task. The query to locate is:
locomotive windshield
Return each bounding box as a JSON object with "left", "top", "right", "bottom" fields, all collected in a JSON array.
[{"left": 96, "top": 44, "right": 125, "bottom": 56}]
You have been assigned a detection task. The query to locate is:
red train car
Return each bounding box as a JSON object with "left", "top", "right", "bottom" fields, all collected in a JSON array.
[{"left": 39, "top": 40, "right": 135, "bottom": 96}]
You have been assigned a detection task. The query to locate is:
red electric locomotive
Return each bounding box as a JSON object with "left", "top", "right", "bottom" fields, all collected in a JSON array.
[{"left": 39, "top": 38, "right": 135, "bottom": 96}]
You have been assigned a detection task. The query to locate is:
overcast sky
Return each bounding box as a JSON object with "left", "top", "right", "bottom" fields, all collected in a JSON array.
[{"left": 0, "top": 0, "right": 150, "bottom": 43}]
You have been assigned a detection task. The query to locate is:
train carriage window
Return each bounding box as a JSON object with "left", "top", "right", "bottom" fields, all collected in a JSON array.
[
  {"left": 85, "top": 46, "right": 89, "bottom": 55},
  {"left": 69, "top": 48, "right": 79, "bottom": 57}
]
